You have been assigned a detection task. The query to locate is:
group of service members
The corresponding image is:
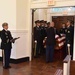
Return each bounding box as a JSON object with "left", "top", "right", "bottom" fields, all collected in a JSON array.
[{"left": 34, "top": 20, "right": 74, "bottom": 63}]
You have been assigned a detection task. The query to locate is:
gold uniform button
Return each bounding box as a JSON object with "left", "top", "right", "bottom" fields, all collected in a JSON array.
[
  {"left": 6, "top": 36, "right": 8, "bottom": 38},
  {"left": 68, "top": 31, "right": 70, "bottom": 33},
  {"left": 5, "top": 32, "right": 8, "bottom": 35}
]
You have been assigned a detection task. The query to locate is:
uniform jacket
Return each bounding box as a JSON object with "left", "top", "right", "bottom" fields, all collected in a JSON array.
[
  {"left": 40, "top": 26, "right": 47, "bottom": 40},
  {"left": 0, "top": 31, "right": 1, "bottom": 37},
  {"left": 65, "top": 26, "right": 74, "bottom": 44},
  {"left": 59, "top": 28, "right": 66, "bottom": 34},
  {"left": 46, "top": 27, "right": 56, "bottom": 46},
  {"left": 34, "top": 26, "right": 42, "bottom": 42},
  {"left": 1, "top": 29, "right": 13, "bottom": 49}
]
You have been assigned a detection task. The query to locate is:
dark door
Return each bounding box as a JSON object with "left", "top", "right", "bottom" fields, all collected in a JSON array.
[{"left": 52, "top": 16, "right": 74, "bottom": 31}]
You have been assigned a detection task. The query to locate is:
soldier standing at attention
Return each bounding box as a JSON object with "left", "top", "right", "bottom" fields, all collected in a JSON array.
[
  {"left": 65, "top": 20, "right": 74, "bottom": 59},
  {"left": 40, "top": 20, "right": 46, "bottom": 54},
  {"left": 44, "top": 21, "right": 48, "bottom": 31},
  {"left": 34, "top": 20, "right": 42, "bottom": 58},
  {"left": 71, "top": 21, "right": 74, "bottom": 54},
  {"left": 1, "top": 23, "right": 14, "bottom": 69}
]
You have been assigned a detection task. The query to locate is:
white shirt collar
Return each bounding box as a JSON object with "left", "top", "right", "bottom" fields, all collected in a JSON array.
[
  {"left": 37, "top": 26, "right": 39, "bottom": 27},
  {"left": 4, "top": 29, "right": 8, "bottom": 31}
]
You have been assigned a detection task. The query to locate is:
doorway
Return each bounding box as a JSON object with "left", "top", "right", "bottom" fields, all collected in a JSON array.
[
  {"left": 52, "top": 16, "right": 74, "bottom": 31},
  {"left": 31, "top": 7, "right": 75, "bottom": 60}
]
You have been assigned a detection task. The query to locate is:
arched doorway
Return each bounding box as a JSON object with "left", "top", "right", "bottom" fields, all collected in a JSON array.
[{"left": 31, "top": 7, "right": 75, "bottom": 60}]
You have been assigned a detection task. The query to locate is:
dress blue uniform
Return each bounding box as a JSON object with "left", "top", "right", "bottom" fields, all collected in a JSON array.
[
  {"left": 59, "top": 27, "right": 66, "bottom": 34},
  {"left": 1, "top": 29, "right": 13, "bottom": 68},
  {"left": 34, "top": 25, "right": 42, "bottom": 57},
  {"left": 40, "top": 25, "right": 47, "bottom": 54},
  {"left": 65, "top": 26, "right": 74, "bottom": 59}
]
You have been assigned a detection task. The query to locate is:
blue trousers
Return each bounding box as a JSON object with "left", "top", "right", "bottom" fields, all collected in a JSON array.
[
  {"left": 36, "top": 41, "right": 42, "bottom": 57},
  {"left": 46, "top": 45, "right": 54, "bottom": 62},
  {"left": 3, "top": 48, "right": 11, "bottom": 67}
]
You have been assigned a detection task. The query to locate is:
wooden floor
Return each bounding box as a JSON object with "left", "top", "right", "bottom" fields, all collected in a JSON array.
[
  {"left": 70, "top": 61, "right": 75, "bottom": 75},
  {"left": 0, "top": 56, "right": 63, "bottom": 75}
]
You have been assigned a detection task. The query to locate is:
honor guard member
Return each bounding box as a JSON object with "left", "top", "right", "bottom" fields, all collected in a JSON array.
[
  {"left": 0, "top": 31, "right": 1, "bottom": 37},
  {"left": 34, "top": 20, "right": 42, "bottom": 57},
  {"left": 40, "top": 20, "right": 46, "bottom": 38},
  {"left": 44, "top": 21, "right": 48, "bottom": 31},
  {"left": 40, "top": 20, "right": 46, "bottom": 54},
  {"left": 1, "top": 23, "right": 14, "bottom": 69},
  {"left": 71, "top": 20, "right": 74, "bottom": 44},
  {"left": 65, "top": 20, "right": 74, "bottom": 59},
  {"left": 59, "top": 23, "right": 66, "bottom": 34},
  {"left": 71, "top": 20, "right": 74, "bottom": 51}
]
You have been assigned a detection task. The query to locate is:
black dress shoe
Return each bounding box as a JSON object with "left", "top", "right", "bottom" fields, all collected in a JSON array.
[
  {"left": 3, "top": 67, "right": 9, "bottom": 69},
  {"left": 46, "top": 61, "right": 49, "bottom": 63},
  {"left": 34, "top": 56, "right": 39, "bottom": 58},
  {"left": 3, "top": 66, "right": 11, "bottom": 69},
  {"left": 8, "top": 66, "right": 11, "bottom": 68}
]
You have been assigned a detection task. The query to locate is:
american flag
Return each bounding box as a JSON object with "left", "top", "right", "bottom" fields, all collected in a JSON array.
[{"left": 43, "top": 34, "right": 66, "bottom": 49}]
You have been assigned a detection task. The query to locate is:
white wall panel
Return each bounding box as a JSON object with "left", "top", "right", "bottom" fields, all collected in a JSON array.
[
  {"left": 11, "top": 30, "right": 29, "bottom": 59},
  {"left": 0, "top": 0, "right": 16, "bottom": 30}
]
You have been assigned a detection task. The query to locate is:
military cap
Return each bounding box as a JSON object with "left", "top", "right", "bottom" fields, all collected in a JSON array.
[
  {"left": 40, "top": 20, "right": 44, "bottom": 23},
  {"left": 2, "top": 22, "right": 8, "bottom": 27},
  {"left": 44, "top": 21, "right": 47, "bottom": 23},
  {"left": 47, "top": 22, "right": 50, "bottom": 25},
  {"left": 35, "top": 20, "right": 40, "bottom": 23}
]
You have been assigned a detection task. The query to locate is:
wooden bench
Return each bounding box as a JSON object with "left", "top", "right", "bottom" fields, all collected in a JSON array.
[
  {"left": 54, "top": 55, "right": 71, "bottom": 75},
  {"left": 63, "top": 55, "right": 71, "bottom": 75},
  {"left": 70, "top": 61, "right": 75, "bottom": 75}
]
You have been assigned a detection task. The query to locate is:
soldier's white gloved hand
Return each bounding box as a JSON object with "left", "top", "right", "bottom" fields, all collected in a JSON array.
[
  {"left": 67, "top": 44, "right": 70, "bottom": 47},
  {"left": 35, "top": 40, "right": 37, "bottom": 43},
  {"left": 45, "top": 37, "right": 47, "bottom": 39},
  {"left": 43, "top": 40, "right": 45, "bottom": 43}
]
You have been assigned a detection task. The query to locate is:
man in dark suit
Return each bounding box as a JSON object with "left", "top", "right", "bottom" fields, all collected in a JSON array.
[
  {"left": 46, "top": 22, "right": 56, "bottom": 63},
  {"left": 34, "top": 20, "right": 42, "bottom": 57},
  {"left": 65, "top": 20, "right": 74, "bottom": 59},
  {"left": 1, "top": 22, "right": 14, "bottom": 69}
]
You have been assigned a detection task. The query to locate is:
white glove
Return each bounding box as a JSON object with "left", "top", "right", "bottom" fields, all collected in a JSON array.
[
  {"left": 45, "top": 37, "right": 47, "bottom": 39},
  {"left": 67, "top": 44, "right": 70, "bottom": 47},
  {"left": 43, "top": 40, "right": 45, "bottom": 43},
  {"left": 35, "top": 40, "right": 37, "bottom": 43}
]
